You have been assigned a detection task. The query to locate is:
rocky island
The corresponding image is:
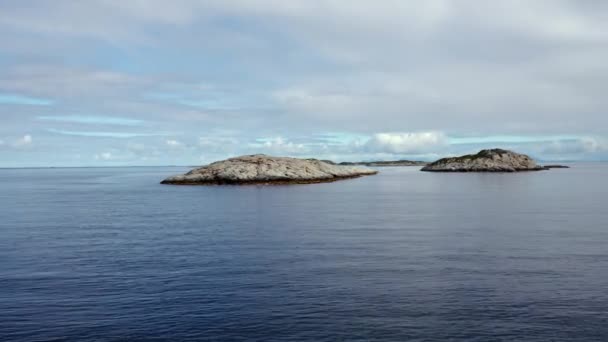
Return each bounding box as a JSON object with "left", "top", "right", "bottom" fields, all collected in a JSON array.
[
  {"left": 421, "top": 149, "right": 546, "bottom": 172},
  {"left": 161, "top": 154, "right": 378, "bottom": 185}
]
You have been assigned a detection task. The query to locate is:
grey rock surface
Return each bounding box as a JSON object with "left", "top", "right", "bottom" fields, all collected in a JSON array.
[
  {"left": 421, "top": 149, "right": 545, "bottom": 172},
  {"left": 161, "top": 154, "right": 378, "bottom": 185}
]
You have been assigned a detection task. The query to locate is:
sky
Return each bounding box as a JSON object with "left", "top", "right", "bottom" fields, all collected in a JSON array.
[{"left": 1, "top": 0, "right": 607, "bottom": 167}]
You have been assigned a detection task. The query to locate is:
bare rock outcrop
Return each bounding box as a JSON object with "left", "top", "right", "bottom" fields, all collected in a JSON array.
[
  {"left": 421, "top": 149, "right": 545, "bottom": 172},
  {"left": 161, "top": 154, "right": 378, "bottom": 185}
]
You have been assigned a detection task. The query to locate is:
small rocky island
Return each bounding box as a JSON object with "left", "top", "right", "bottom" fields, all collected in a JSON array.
[
  {"left": 421, "top": 149, "right": 546, "bottom": 172},
  {"left": 161, "top": 154, "right": 378, "bottom": 185}
]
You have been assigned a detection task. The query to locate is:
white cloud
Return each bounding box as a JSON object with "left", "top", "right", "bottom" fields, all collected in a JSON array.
[
  {"left": 365, "top": 132, "right": 447, "bottom": 154},
  {"left": 0, "top": 65, "right": 145, "bottom": 100},
  {"left": 541, "top": 137, "right": 608, "bottom": 155},
  {"left": 166, "top": 139, "right": 182, "bottom": 147},
  {"left": 198, "top": 136, "right": 241, "bottom": 154},
  {"left": 94, "top": 152, "right": 113, "bottom": 160},
  {"left": 1, "top": 1, "right": 608, "bottom": 166},
  {"left": 0, "top": 135, "right": 33, "bottom": 150},
  {"left": 249, "top": 137, "right": 307, "bottom": 155},
  {"left": 580, "top": 137, "right": 608, "bottom": 153},
  {"left": 127, "top": 142, "right": 146, "bottom": 152},
  {"left": 12, "top": 134, "right": 32, "bottom": 147},
  {"left": 273, "top": 88, "right": 357, "bottom": 112}
]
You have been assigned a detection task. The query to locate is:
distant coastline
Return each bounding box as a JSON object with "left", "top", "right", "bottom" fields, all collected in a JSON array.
[
  {"left": 2, "top": 160, "right": 603, "bottom": 170},
  {"left": 330, "top": 160, "right": 428, "bottom": 167}
]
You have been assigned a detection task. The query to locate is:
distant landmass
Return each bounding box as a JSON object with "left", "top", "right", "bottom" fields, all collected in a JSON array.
[
  {"left": 333, "top": 160, "right": 428, "bottom": 167},
  {"left": 542, "top": 165, "right": 570, "bottom": 169}
]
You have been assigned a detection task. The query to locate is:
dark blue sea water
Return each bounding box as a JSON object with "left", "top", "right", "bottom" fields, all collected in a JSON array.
[{"left": 1, "top": 165, "right": 608, "bottom": 341}]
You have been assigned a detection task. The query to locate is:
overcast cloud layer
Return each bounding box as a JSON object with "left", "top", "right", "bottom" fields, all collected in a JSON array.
[{"left": 1, "top": 0, "right": 607, "bottom": 167}]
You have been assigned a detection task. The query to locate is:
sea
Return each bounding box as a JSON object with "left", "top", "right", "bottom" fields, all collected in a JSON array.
[{"left": 1, "top": 165, "right": 607, "bottom": 341}]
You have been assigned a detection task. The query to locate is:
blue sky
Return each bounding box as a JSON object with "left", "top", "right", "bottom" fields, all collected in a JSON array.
[{"left": 1, "top": 0, "right": 607, "bottom": 167}]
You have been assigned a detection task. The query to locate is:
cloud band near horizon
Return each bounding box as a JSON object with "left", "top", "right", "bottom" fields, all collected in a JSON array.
[{"left": 1, "top": 0, "right": 607, "bottom": 166}]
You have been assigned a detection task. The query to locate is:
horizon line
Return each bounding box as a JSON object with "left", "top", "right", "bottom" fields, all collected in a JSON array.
[{"left": 0, "top": 160, "right": 603, "bottom": 170}]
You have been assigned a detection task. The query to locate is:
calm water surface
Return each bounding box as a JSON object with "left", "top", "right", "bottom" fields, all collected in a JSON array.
[{"left": 1, "top": 165, "right": 607, "bottom": 341}]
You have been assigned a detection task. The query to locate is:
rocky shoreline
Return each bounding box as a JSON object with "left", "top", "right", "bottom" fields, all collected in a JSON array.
[
  {"left": 161, "top": 154, "right": 378, "bottom": 185},
  {"left": 421, "top": 149, "right": 546, "bottom": 172},
  {"left": 161, "top": 150, "right": 569, "bottom": 185}
]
